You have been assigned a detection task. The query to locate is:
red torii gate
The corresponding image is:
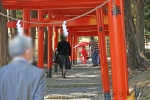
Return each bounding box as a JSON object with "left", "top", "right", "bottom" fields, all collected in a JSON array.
[{"left": 2, "top": 0, "right": 129, "bottom": 100}]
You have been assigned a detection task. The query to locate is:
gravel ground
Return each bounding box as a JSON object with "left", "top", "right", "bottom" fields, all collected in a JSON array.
[
  {"left": 45, "top": 58, "right": 150, "bottom": 100},
  {"left": 45, "top": 62, "right": 105, "bottom": 100}
]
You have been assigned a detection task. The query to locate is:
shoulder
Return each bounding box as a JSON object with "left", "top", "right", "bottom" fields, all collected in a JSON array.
[
  {"left": 62, "top": 40, "right": 69, "bottom": 44},
  {"left": 0, "top": 62, "right": 45, "bottom": 81},
  {"left": 66, "top": 41, "right": 70, "bottom": 44},
  {"left": 21, "top": 64, "right": 45, "bottom": 79},
  {"left": 67, "top": 41, "right": 70, "bottom": 43},
  {"left": 2, "top": 61, "right": 44, "bottom": 74},
  {"left": 58, "top": 41, "right": 61, "bottom": 44},
  {"left": 58, "top": 42, "right": 61, "bottom": 46},
  {"left": 0, "top": 65, "right": 7, "bottom": 73},
  {"left": 36, "top": 68, "right": 45, "bottom": 78},
  {"left": 58, "top": 41, "right": 64, "bottom": 44},
  {"left": 0, "top": 63, "right": 11, "bottom": 71},
  {"left": 29, "top": 64, "right": 45, "bottom": 75}
]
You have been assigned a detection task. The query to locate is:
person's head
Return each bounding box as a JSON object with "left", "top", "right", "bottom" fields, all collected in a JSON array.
[
  {"left": 90, "top": 36, "right": 94, "bottom": 41},
  {"left": 8, "top": 35, "right": 34, "bottom": 63},
  {"left": 60, "top": 34, "right": 66, "bottom": 41}
]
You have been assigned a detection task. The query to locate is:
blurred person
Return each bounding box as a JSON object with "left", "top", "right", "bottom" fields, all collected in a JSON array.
[
  {"left": 90, "top": 36, "right": 100, "bottom": 66},
  {"left": 0, "top": 35, "right": 46, "bottom": 100},
  {"left": 80, "top": 46, "right": 88, "bottom": 65},
  {"left": 57, "top": 34, "right": 71, "bottom": 78}
]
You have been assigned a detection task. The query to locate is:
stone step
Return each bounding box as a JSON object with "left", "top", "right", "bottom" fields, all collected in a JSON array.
[
  {"left": 45, "top": 87, "right": 103, "bottom": 100},
  {"left": 47, "top": 83, "right": 101, "bottom": 88},
  {"left": 45, "top": 98, "right": 102, "bottom": 100},
  {"left": 45, "top": 65, "right": 107, "bottom": 100},
  {"left": 45, "top": 95, "right": 104, "bottom": 100}
]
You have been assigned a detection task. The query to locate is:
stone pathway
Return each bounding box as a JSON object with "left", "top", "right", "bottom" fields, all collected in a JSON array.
[
  {"left": 45, "top": 64, "right": 105, "bottom": 100},
  {"left": 44, "top": 58, "right": 150, "bottom": 100}
]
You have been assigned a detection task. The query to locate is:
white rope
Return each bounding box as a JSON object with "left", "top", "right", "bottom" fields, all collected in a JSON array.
[
  {"left": 0, "top": 0, "right": 109, "bottom": 24},
  {"left": 66, "top": 0, "right": 109, "bottom": 22}
]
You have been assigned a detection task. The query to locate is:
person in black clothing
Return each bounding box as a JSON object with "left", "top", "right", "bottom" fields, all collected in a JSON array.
[{"left": 57, "top": 34, "right": 71, "bottom": 78}]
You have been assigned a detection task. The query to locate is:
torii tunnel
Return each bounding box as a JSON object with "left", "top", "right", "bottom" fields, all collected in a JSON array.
[{"left": 2, "top": 0, "right": 129, "bottom": 100}]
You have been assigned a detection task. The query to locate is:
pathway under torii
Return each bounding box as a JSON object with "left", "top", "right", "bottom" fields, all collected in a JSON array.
[{"left": 2, "top": 0, "right": 129, "bottom": 100}]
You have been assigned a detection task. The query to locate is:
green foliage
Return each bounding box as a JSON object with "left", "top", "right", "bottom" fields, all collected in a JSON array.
[
  {"left": 130, "top": 0, "right": 150, "bottom": 37},
  {"left": 131, "top": 1, "right": 137, "bottom": 24},
  {"left": 144, "top": 0, "right": 150, "bottom": 36}
]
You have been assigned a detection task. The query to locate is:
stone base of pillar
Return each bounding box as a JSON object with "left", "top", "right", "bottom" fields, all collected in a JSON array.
[
  {"left": 104, "top": 92, "right": 111, "bottom": 100},
  {"left": 54, "top": 64, "right": 58, "bottom": 73},
  {"left": 73, "top": 60, "right": 77, "bottom": 65},
  {"left": 47, "top": 68, "right": 52, "bottom": 78}
]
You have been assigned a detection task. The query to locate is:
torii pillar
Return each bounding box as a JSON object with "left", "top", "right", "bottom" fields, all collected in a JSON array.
[
  {"left": 38, "top": 10, "right": 44, "bottom": 68},
  {"left": 23, "top": 8, "right": 30, "bottom": 36},
  {"left": 72, "top": 35, "right": 77, "bottom": 65},
  {"left": 108, "top": 0, "right": 129, "bottom": 100},
  {"left": 74, "top": 35, "right": 78, "bottom": 65},
  {"left": 54, "top": 27, "right": 58, "bottom": 51},
  {"left": 68, "top": 32, "right": 72, "bottom": 61},
  {"left": 70, "top": 33, "right": 74, "bottom": 65},
  {"left": 47, "top": 27, "right": 53, "bottom": 77},
  {"left": 47, "top": 11, "right": 53, "bottom": 77},
  {"left": 96, "top": 8, "right": 111, "bottom": 100},
  {"left": 54, "top": 27, "right": 59, "bottom": 73}
]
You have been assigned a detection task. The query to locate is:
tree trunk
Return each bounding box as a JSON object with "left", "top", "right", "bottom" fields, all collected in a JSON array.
[
  {"left": 0, "top": 2, "right": 8, "bottom": 67},
  {"left": 10, "top": 10, "right": 17, "bottom": 37},
  {"left": 125, "top": 0, "right": 149, "bottom": 70},
  {"left": 136, "top": 0, "right": 145, "bottom": 54},
  {"left": 30, "top": 11, "right": 37, "bottom": 66}
]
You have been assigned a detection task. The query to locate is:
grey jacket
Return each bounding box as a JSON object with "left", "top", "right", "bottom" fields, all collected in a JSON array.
[{"left": 0, "top": 59, "right": 46, "bottom": 100}]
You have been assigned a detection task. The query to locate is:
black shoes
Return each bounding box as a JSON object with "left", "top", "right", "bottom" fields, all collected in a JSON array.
[
  {"left": 62, "top": 76, "right": 66, "bottom": 78},
  {"left": 62, "top": 74, "right": 66, "bottom": 78}
]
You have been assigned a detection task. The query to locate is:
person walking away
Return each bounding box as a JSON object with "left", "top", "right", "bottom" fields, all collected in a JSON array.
[
  {"left": 0, "top": 35, "right": 46, "bottom": 100},
  {"left": 90, "top": 36, "right": 100, "bottom": 66},
  {"left": 57, "top": 34, "right": 71, "bottom": 78},
  {"left": 80, "top": 46, "right": 88, "bottom": 66}
]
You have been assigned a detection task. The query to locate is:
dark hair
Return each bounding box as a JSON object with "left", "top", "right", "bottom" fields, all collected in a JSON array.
[
  {"left": 60, "top": 34, "right": 66, "bottom": 41},
  {"left": 90, "top": 36, "right": 94, "bottom": 40}
]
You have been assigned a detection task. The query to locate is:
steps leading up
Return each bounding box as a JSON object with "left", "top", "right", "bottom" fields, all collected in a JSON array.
[{"left": 45, "top": 66, "right": 104, "bottom": 100}]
